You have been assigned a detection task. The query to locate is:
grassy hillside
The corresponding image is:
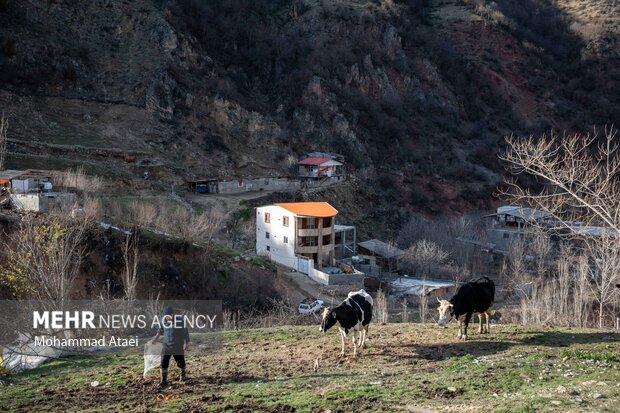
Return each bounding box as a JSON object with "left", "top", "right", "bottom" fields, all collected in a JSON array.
[{"left": 1, "top": 324, "right": 618, "bottom": 412}]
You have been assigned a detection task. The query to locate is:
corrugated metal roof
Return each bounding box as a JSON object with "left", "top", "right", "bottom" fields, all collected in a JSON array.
[
  {"left": 0, "top": 170, "right": 27, "bottom": 180},
  {"left": 274, "top": 202, "right": 338, "bottom": 217},
  {"left": 391, "top": 277, "right": 455, "bottom": 297},
  {"left": 298, "top": 157, "right": 342, "bottom": 166},
  {"left": 569, "top": 225, "right": 618, "bottom": 237},
  {"left": 187, "top": 178, "right": 218, "bottom": 183},
  {"left": 358, "top": 239, "right": 404, "bottom": 258},
  {"left": 495, "top": 205, "right": 552, "bottom": 221}
]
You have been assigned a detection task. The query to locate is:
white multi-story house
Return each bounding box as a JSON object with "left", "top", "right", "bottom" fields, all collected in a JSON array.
[{"left": 256, "top": 202, "right": 338, "bottom": 270}]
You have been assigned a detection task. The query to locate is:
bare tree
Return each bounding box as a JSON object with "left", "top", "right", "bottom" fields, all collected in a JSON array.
[
  {"left": 585, "top": 236, "right": 620, "bottom": 328},
  {"left": 160, "top": 206, "right": 223, "bottom": 245},
  {"left": 57, "top": 166, "right": 103, "bottom": 194},
  {"left": 226, "top": 209, "right": 256, "bottom": 249},
  {"left": 501, "top": 128, "right": 619, "bottom": 233},
  {"left": 398, "top": 213, "right": 485, "bottom": 272},
  {"left": 418, "top": 291, "right": 429, "bottom": 324},
  {"left": 125, "top": 201, "right": 158, "bottom": 230},
  {"left": 400, "top": 297, "right": 409, "bottom": 323},
  {"left": 501, "top": 128, "right": 620, "bottom": 328},
  {"left": 555, "top": 243, "right": 571, "bottom": 325},
  {"left": 373, "top": 288, "right": 389, "bottom": 324},
  {"left": 573, "top": 255, "right": 591, "bottom": 328},
  {"left": 0, "top": 115, "right": 7, "bottom": 170},
  {"left": 0, "top": 212, "right": 94, "bottom": 304},
  {"left": 401, "top": 239, "right": 450, "bottom": 277},
  {"left": 121, "top": 232, "right": 140, "bottom": 301},
  {"left": 530, "top": 230, "right": 551, "bottom": 278},
  {"left": 107, "top": 200, "right": 224, "bottom": 247}
]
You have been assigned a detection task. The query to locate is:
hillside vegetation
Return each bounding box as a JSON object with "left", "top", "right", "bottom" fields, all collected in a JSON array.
[
  {"left": 1, "top": 0, "right": 618, "bottom": 222},
  {"left": 1, "top": 324, "right": 618, "bottom": 412}
]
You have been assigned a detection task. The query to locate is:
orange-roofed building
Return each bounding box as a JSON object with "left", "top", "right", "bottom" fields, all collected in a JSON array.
[{"left": 256, "top": 202, "right": 338, "bottom": 270}]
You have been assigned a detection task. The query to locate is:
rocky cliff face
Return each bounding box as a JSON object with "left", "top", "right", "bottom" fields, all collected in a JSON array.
[{"left": 0, "top": 0, "right": 618, "bottom": 220}]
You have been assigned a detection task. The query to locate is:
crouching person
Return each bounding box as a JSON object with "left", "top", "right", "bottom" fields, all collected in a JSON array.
[{"left": 151, "top": 306, "right": 190, "bottom": 387}]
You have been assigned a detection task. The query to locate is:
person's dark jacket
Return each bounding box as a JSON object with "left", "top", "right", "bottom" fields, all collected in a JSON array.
[{"left": 158, "top": 314, "right": 190, "bottom": 354}]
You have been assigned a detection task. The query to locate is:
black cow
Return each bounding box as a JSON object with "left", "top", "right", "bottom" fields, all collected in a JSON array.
[
  {"left": 436, "top": 277, "right": 495, "bottom": 340},
  {"left": 319, "top": 289, "right": 373, "bottom": 357}
]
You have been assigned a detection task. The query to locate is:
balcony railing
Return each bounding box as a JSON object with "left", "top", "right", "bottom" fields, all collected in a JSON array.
[
  {"left": 295, "top": 243, "right": 334, "bottom": 254},
  {"left": 297, "top": 226, "right": 333, "bottom": 237}
]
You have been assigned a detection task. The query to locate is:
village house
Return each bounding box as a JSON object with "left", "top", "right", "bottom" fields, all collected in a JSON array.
[
  {"left": 0, "top": 169, "right": 53, "bottom": 194},
  {"left": 357, "top": 239, "right": 405, "bottom": 272},
  {"left": 0, "top": 169, "right": 76, "bottom": 212},
  {"left": 256, "top": 202, "right": 364, "bottom": 287},
  {"left": 484, "top": 205, "right": 553, "bottom": 253},
  {"left": 298, "top": 157, "right": 343, "bottom": 180},
  {"left": 256, "top": 202, "right": 338, "bottom": 270}
]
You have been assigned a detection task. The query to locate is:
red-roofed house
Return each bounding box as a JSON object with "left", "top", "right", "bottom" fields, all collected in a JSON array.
[{"left": 298, "top": 157, "right": 343, "bottom": 179}]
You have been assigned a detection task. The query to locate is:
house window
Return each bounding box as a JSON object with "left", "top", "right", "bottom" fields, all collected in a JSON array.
[
  {"left": 266, "top": 246, "right": 270, "bottom": 251},
  {"left": 503, "top": 233, "right": 510, "bottom": 239},
  {"left": 283, "top": 216, "right": 289, "bottom": 227},
  {"left": 266, "top": 232, "right": 270, "bottom": 239},
  {"left": 265, "top": 212, "right": 271, "bottom": 223},
  {"left": 306, "top": 218, "right": 316, "bottom": 229},
  {"left": 284, "top": 236, "right": 288, "bottom": 244},
  {"left": 323, "top": 217, "right": 331, "bottom": 227}
]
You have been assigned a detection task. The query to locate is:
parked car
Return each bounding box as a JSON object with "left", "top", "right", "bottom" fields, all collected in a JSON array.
[{"left": 298, "top": 299, "right": 324, "bottom": 315}]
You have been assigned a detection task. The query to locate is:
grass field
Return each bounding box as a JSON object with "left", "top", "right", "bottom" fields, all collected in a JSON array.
[{"left": 0, "top": 324, "right": 618, "bottom": 412}]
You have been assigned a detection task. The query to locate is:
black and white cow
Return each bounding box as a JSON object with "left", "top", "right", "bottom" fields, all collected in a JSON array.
[
  {"left": 319, "top": 289, "right": 373, "bottom": 357},
  {"left": 436, "top": 277, "right": 495, "bottom": 340}
]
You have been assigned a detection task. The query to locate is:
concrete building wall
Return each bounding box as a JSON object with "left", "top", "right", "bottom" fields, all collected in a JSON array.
[
  {"left": 9, "top": 193, "right": 76, "bottom": 213},
  {"left": 46, "top": 193, "right": 77, "bottom": 212},
  {"left": 193, "top": 176, "right": 346, "bottom": 195},
  {"left": 306, "top": 262, "right": 364, "bottom": 287},
  {"left": 219, "top": 178, "right": 301, "bottom": 194},
  {"left": 10, "top": 194, "right": 47, "bottom": 212},
  {"left": 256, "top": 205, "right": 297, "bottom": 268},
  {"left": 488, "top": 228, "right": 521, "bottom": 252}
]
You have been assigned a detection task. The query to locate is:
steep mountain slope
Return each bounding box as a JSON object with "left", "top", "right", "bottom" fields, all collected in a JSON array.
[{"left": 0, "top": 0, "right": 618, "bottom": 222}]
